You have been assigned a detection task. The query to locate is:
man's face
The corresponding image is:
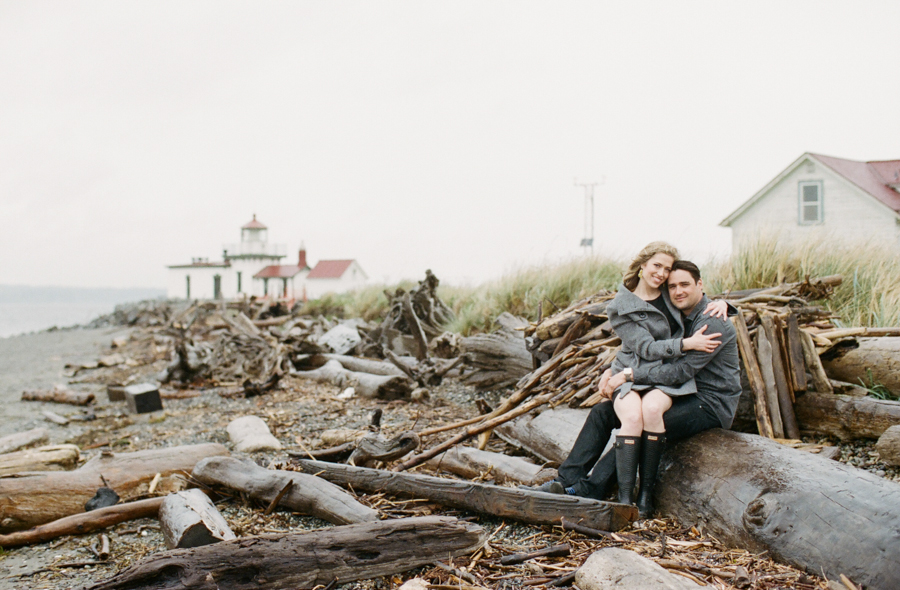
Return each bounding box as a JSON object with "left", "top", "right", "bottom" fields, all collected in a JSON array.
[{"left": 667, "top": 269, "right": 704, "bottom": 311}]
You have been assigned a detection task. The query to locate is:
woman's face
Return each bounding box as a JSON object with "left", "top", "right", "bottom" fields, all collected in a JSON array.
[{"left": 640, "top": 253, "right": 675, "bottom": 290}]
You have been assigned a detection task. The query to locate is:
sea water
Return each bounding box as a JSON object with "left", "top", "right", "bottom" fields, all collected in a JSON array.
[{"left": 0, "top": 286, "right": 165, "bottom": 338}]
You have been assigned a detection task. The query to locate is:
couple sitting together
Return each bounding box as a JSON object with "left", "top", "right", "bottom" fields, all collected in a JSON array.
[{"left": 539, "top": 241, "right": 742, "bottom": 518}]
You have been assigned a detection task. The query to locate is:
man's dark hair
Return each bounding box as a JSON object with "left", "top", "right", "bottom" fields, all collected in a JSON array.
[{"left": 671, "top": 260, "right": 701, "bottom": 282}]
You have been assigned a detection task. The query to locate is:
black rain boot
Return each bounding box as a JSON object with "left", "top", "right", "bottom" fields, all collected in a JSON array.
[
  {"left": 615, "top": 435, "right": 641, "bottom": 505},
  {"left": 636, "top": 431, "right": 666, "bottom": 519}
]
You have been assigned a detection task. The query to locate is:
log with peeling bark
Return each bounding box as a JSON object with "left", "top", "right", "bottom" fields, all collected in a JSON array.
[
  {"left": 296, "top": 359, "right": 413, "bottom": 399},
  {"left": 425, "top": 445, "right": 554, "bottom": 485},
  {"left": 0, "top": 497, "right": 164, "bottom": 548},
  {"left": 794, "top": 392, "right": 900, "bottom": 440},
  {"left": 319, "top": 354, "right": 407, "bottom": 376},
  {"left": 657, "top": 429, "right": 900, "bottom": 590},
  {"left": 159, "top": 489, "right": 236, "bottom": 549},
  {"left": 0, "top": 427, "right": 49, "bottom": 454},
  {"left": 0, "top": 444, "right": 80, "bottom": 476},
  {"left": 821, "top": 337, "right": 900, "bottom": 395},
  {"left": 293, "top": 459, "right": 636, "bottom": 531},
  {"left": 192, "top": 456, "right": 378, "bottom": 525},
  {"left": 0, "top": 443, "right": 229, "bottom": 533},
  {"left": 87, "top": 516, "right": 486, "bottom": 590},
  {"left": 21, "top": 388, "right": 95, "bottom": 406}
]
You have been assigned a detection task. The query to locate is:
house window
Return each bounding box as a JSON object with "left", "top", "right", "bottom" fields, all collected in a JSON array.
[{"left": 798, "top": 181, "right": 823, "bottom": 224}]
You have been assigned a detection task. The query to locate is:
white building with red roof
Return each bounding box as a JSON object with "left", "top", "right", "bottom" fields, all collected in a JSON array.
[
  {"left": 720, "top": 153, "right": 900, "bottom": 250},
  {"left": 166, "top": 216, "right": 367, "bottom": 301}
]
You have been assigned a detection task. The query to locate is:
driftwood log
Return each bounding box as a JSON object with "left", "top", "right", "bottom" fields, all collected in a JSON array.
[
  {"left": 21, "top": 388, "right": 95, "bottom": 405},
  {"left": 159, "top": 489, "right": 236, "bottom": 549},
  {"left": 0, "top": 497, "right": 164, "bottom": 548},
  {"left": 794, "top": 392, "right": 900, "bottom": 440},
  {"left": 0, "top": 427, "right": 49, "bottom": 454},
  {"left": 319, "top": 354, "right": 407, "bottom": 376},
  {"left": 296, "top": 359, "right": 413, "bottom": 399},
  {"left": 425, "top": 446, "right": 554, "bottom": 486},
  {"left": 0, "top": 443, "right": 228, "bottom": 533},
  {"left": 0, "top": 444, "right": 80, "bottom": 476},
  {"left": 293, "top": 459, "right": 635, "bottom": 531},
  {"left": 192, "top": 456, "right": 378, "bottom": 525},
  {"left": 495, "top": 406, "right": 589, "bottom": 463},
  {"left": 657, "top": 429, "right": 900, "bottom": 590},
  {"left": 87, "top": 516, "right": 486, "bottom": 590},
  {"left": 821, "top": 337, "right": 900, "bottom": 394}
]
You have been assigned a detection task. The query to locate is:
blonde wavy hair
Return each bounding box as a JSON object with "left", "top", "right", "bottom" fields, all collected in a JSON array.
[{"left": 622, "top": 241, "right": 680, "bottom": 291}]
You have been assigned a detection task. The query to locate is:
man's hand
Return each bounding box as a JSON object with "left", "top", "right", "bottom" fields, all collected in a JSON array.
[{"left": 682, "top": 324, "right": 722, "bottom": 352}]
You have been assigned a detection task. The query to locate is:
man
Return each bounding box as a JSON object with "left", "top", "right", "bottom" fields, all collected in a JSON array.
[{"left": 541, "top": 261, "right": 741, "bottom": 517}]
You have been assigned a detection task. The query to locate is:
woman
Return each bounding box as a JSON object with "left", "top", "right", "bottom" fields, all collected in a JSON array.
[{"left": 601, "top": 241, "right": 724, "bottom": 517}]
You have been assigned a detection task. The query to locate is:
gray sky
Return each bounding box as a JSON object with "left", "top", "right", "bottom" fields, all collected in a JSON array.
[{"left": 2, "top": 1, "right": 898, "bottom": 289}]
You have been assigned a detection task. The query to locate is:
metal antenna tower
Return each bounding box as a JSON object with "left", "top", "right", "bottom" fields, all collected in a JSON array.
[{"left": 574, "top": 178, "right": 603, "bottom": 255}]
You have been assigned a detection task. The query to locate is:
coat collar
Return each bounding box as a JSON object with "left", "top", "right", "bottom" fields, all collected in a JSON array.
[{"left": 613, "top": 283, "right": 685, "bottom": 330}]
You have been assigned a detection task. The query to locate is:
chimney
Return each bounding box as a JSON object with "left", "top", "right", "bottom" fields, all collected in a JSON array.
[{"left": 298, "top": 246, "right": 307, "bottom": 269}]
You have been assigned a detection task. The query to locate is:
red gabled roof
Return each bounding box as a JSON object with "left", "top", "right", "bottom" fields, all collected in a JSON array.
[
  {"left": 254, "top": 265, "right": 304, "bottom": 279},
  {"left": 307, "top": 260, "right": 354, "bottom": 279},
  {"left": 811, "top": 154, "right": 900, "bottom": 213},
  {"left": 242, "top": 214, "right": 267, "bottom": 230}
]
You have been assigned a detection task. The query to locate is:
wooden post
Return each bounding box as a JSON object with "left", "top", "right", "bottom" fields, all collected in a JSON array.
[
  {"left": 799, "top": 330, "right": 833, "bottom": 394},
  {"left": 754, "top": 328, "right": 785, "bottom": 438},
  {"left": 732, "top": 314, "right": 775, "bottom": 438},
  {"left": 785, "top": 314, "right": 808, "bottom": 393},
  {"left": 759, "top": 314, "right": 799, "bottom": 439}
]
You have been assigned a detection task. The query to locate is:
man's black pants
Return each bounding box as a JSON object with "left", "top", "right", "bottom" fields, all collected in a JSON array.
[{"left": 556, "top": 394, "right": 720, "bottom": 499}]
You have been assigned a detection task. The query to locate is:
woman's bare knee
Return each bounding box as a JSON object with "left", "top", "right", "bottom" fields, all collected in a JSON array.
[
  {"left": 614, "top": 393, "right": 644, "bottom": 433},
  {"left": 641, "top": 390, "right": 672, "bottom": 427}
]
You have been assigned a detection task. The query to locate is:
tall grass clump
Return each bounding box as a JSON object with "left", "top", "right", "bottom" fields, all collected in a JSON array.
[
  {"left": 704, "top": 237, "right": 900, "bottom": 328},
  {"left": 444, "top": 256, "right": 626, "bottom": 335}
]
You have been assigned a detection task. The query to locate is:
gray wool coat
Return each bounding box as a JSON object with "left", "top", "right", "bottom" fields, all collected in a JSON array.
[{"left": 607, "top": 283, "right": 697, "bottom": 398}]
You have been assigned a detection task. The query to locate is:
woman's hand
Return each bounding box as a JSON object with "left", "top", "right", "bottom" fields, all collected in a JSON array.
[
  {"left": 703, "top": 299, "right": 729, "bottom": 319},
  {"left": 598, "top": 369, "right": 612, "bottom": 399},
  {"left": 682, "top": 324, "right": 722, "bottom": 352},
  {"left": 600, "top": 369, "right": 629, "bottom": 398}
]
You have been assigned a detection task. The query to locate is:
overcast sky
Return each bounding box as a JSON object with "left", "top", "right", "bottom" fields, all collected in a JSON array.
[{"left": 1, "top": 1, "right": 898, "bottom": 289}]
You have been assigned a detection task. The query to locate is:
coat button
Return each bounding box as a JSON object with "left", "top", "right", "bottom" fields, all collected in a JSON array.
[{"left": 639, "top": 312, "right": 646, "bottom": 319}]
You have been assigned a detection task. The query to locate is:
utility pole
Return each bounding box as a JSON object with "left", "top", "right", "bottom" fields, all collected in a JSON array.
[{"left": 574, "top": 177, "right": 603, "bottom": 255}]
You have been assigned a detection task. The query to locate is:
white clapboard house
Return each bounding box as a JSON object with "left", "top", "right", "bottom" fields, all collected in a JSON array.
[
  {"left": 166, "top": 216, "right": 368, "bottom": 300},
  {"left": 720, "top": 153, "right": 900, "bottom": 250}
]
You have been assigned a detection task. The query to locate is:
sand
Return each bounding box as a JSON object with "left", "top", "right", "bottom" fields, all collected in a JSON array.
[{"left": 0, "top": 327, "right": 131, "bottom": 439}]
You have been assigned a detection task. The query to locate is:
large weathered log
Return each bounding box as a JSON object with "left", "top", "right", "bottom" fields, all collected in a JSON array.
[
  {"left": 794, "top": 392, "right": 900, "bottom": 440},
  {"left": 0, "top": 427, "right": 49, "bottom": 454},
  {"left": 192, "top": 456, "right": 378, "bottom": 525},
  {"left": 293, "top": 459, "right": 635, "bottom": 531},
  {"left": 296, "top": 359, "right": 413, "bottom": 399},
  {"left": 496, "top": 406, "right": 589, "bottom": 463},
  {"left": 657, "top": 429, "right": 900, "bottom": 590},
  {"left": 21, "top": 388, "right": 95, "bottom": 405},
  {"left": 0, "top": 497, "right": 164, "bottom": 548},
  {"left": 460, "top": 313, "right": 533, "bottom": 391},
  {"left": 0, "top": 444, "right": 80, "bottom": 476},
  {"left": 159, "top": 489, "right": 236, "bottom": 549},
  {"left": 821, "top": 337, "right": 900, "bottom": 394},
  {"left": 0, "top": 443, "right": 229, "bottom": 533},
  {"left": 425, "top": 445, "right": 552, "bottom": 485},
  {"left": 87, "top": 516, "right": 486, "bottom": 590}
]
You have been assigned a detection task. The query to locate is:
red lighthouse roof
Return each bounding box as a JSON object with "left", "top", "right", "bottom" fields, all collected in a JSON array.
[{"left": 241, "top": 214, "right": 267, "bottom": 230}]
